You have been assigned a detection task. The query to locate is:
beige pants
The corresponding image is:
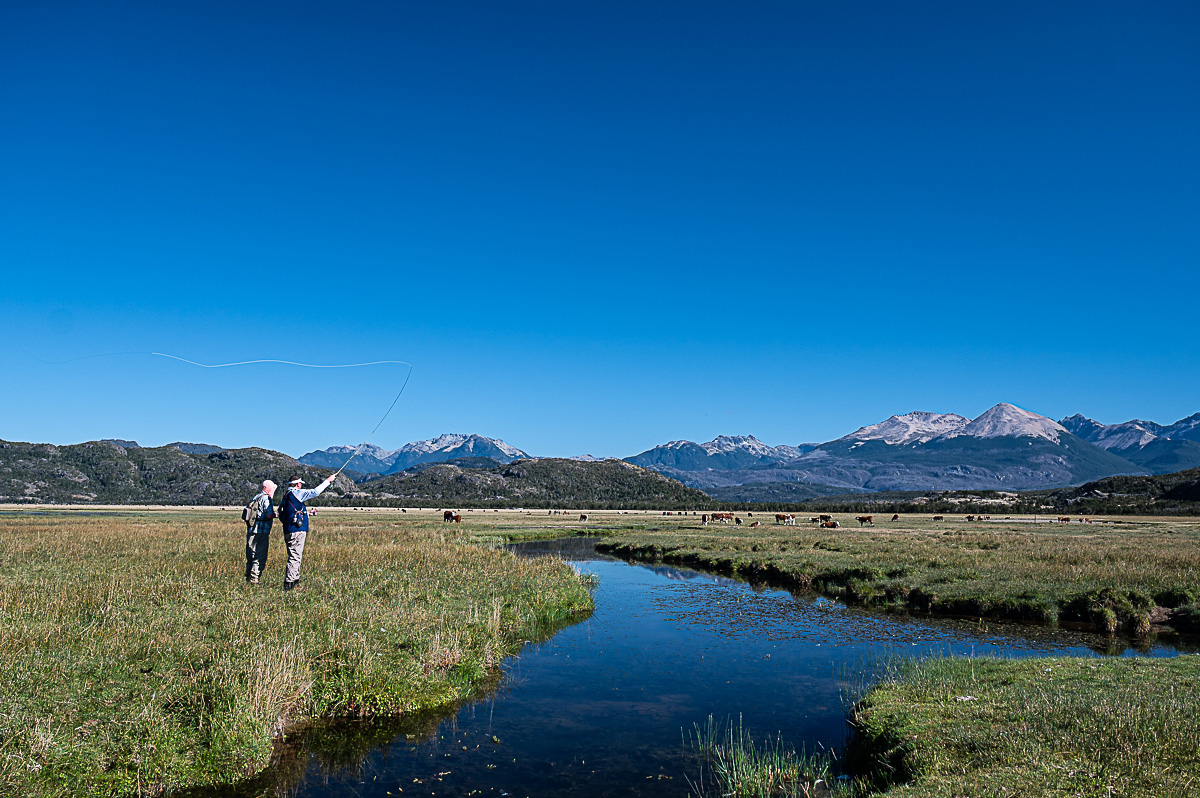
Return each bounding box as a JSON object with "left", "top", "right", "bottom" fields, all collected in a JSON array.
[{"left": 283, "top": 530, "right": 306, "bottom": 583}]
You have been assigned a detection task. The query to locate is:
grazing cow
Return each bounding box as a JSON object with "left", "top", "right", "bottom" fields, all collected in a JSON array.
[
  {"left": 819, "top": 514, "right": 833, "bottom": 523},
  {"left": 821, "top": 520, "right": 840, "bottom": 529},
  {"left": 749, "top": 521, "right": 760, "bottom": 528},
  {"left": 856, "top": 515, "right": 874, "bottom": 526},
  {"left": 453, "top": 514, "right": 462, "bottom": 523},
  {"left": 712, "top": 512, "right": 735, "bottom": 524},
  {"left": 891, "top": 514, "right": 900, "bottom": 522},
  {"left": 809, "top": 517, "right": 821, "bottom": 524},
  {"left": 965, "top": 515, "right": 975, "bottom": 522},
  {"left": 579, "top": 514, "right": 588, "bottom": 522},
  {"left": 1058, "top": 516, "right": 1071, "bottom": 523},
  {"left": 443, "top": 510, "right": 455, "bottom": 522},
  {"left": 775, "top": 513, "right": 791, "bottom": 524},
  {"left": 932, "top": 515, "right": 945, "bottom": 522},
  {"left": 735, "top": 517, "right": 742, "bottom": 525}
]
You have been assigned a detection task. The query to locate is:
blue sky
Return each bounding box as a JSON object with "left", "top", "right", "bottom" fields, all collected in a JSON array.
[{"left": 3, "top": 1, "right": 1197, "bottom": 458}]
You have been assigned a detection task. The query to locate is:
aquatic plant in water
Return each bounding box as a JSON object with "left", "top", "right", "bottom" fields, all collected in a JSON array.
[{"left": 687, "top": 714, "right": 852, "bottom": 797}]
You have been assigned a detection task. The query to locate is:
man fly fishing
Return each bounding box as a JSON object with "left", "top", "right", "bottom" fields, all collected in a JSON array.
[{"left": 279, "top": 474, "right": 337, "bottom": 591}]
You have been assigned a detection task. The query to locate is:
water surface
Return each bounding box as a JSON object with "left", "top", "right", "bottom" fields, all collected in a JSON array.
[{"left": 198, "top": 536, "right": 1188, "bottom": 797}]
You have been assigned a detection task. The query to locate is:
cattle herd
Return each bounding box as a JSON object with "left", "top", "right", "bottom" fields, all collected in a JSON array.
[{"left": 429, "top": 509, "right": 1098, "bottom": 529}]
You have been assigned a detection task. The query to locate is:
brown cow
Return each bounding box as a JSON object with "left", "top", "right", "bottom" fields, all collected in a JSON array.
[
  {"left": 891, "top": 514, "right": 900, "bottom": 521},
  {"left": 453, "top": 514, "right": 462, "bottom": 523},
  {"left": 749, "top": 521, "right": 760, "bottom": 528},
  {"left": 855, "top": 515, "right": 874, "bottom": 526},
  {"left": 819, "top": 514, "right": 833, "bottom": 523},
  {"left": 579, "top": 514, "right": 589, "bottom": 522},
  {"left": 932, "top": 515, "right": 945, "bottom": 521},
  {"left": 443, "top": 510, "right": 455, "bottom": 522},
  {"left": 821, "top": 520, "right": 840, "bottom": 529},
  {"left": 701, "top": 514, "right": 709, "bottom": 525},
  {"left": 735, "top": 516, "right": 742, "bottom": 525},
  {"left": 965, "top": 515, "right": 975, "bottom": 522}
]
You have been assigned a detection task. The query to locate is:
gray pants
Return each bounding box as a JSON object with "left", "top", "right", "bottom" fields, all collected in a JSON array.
[
  {"left": 245, "top": 531, "right": 270, "bottom": 582},
  {"left": 283, "top": 530, "right": 307, "bottom": 584}
]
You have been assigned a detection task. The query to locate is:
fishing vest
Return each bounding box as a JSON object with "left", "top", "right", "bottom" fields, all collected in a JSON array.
[{"left": 280, "top": 489, "right": 309, "bottom": 534}]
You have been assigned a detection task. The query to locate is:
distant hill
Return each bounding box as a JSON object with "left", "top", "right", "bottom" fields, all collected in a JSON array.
[
  {"left": 166, "top": 442, "right": 227, "bottom": 455},
  {"left": 359, "top": 458, "right": 710, "bottom": 509},
  {"left": 0, "top": 439, "right": 352, "bottom": 505},
  {"left": 300, "top": 434, "right": 530, "bottom": 474},
  {"left": 704, "top": 481, "right": 863, "bottom": 503},
  {"left": 1039, "top": 464, "right": 1200, "bottom": 515},
  {"left": 0, "top": 440, "right": 706, "bottom": 509}
]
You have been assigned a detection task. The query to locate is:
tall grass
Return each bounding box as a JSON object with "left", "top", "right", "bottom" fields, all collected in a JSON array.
[
  {"left": 688, "top": 715, "right": 852, "bottom": 797},
  {"left": 0, "top": 510, "right": 593, "bottom": 796},
  {"left": 849, "top": 655, "right": 1200, "bottom": 797}
]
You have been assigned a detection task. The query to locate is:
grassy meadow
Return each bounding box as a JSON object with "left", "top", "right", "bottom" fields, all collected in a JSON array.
[
  {"left": 595, "top": 512, "right": 1200, "bottom": 634},
  {"left": 0, "top": 508, "right": 593, "bottom": 797},
  {"left": 849, "top": 655, "right": 1200, "bottom": 797},
  {"left": 4, "top": 506, "right": 1200, "bottom": 797}
]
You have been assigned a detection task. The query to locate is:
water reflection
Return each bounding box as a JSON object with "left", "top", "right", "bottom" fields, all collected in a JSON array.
[{"left": 183, "top": 537, "right": 1192, "bottom": 798}]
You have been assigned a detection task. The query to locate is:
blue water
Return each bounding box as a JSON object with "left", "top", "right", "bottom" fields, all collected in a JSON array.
[{"left": 199, "top": 537, "right": 1187, "bottom": 798}]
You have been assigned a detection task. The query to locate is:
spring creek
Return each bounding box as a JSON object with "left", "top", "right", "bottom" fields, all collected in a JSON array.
[{"left": 186, "top": 536, "right": 1192, "bottom": 798}]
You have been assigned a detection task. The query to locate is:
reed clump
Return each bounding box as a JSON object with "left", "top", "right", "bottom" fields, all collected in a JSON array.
[
  {"left": 689, "top": 714, "right": 852, "bottom": 797},
  {"left": 0, "top": 510, "right": 593, "bottom": 797}
]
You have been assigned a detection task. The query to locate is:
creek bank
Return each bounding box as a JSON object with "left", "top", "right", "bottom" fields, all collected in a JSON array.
[{"left": 596, "top": 538, "right": 1198, "bottom": 637}]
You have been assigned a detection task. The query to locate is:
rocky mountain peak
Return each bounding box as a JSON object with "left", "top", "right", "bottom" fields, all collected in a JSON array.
[
  {"left": 952, "top": 403, "right": 1065, "bottom": 443},
  {"left": 841, "top": 411, "right": 970, "bottom": 445}
]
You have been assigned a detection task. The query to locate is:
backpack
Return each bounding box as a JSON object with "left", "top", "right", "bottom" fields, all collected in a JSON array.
[{"left": 242, "top": 497, "right": 261, "bottom": 526}]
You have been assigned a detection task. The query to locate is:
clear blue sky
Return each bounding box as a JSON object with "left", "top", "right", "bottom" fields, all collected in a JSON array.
[{"left": 3, "top": 1, "right": 1197, "bottom": 458}]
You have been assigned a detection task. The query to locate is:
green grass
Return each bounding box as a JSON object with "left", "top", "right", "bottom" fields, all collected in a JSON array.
[
  {"left": 0, "top": 509, "right": 593, "bottom": 796},
  {"left": 688, "top": 714, "right": 851, "bottom": 797},
  {"left": 849, "top": 655, "right": 1200, "bottom": 797},
  {"left": 595, "top": 514, "right": 1200, "bottom": 633}
]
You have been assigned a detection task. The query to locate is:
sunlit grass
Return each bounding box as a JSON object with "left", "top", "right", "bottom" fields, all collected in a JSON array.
[
  {"left": 0, "top": 509, "right": 593, "bottom": 796},
  {"left": 849, "top": 655, "right": 1200, "bottom": 797}
]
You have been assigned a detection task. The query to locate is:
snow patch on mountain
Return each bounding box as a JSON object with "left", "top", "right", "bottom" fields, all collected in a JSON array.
[
  {"left": 395, "top": 434, "right": 526, "bottom": 459},
  {"left": 948, "top": 404, "right": 1065, "bottom": 443},
  {"left": 841, "top": 412, "right": 970, "bottom": 445},
  {"left": 1092, "top": 422, "right": 1161, "bottom": 451},
  {"left": 699, "top": 435, "right": 778, "bottom": 457}
]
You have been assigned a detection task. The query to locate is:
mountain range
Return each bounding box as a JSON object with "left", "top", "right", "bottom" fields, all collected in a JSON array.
[
  {"left": 1060, "top": 413, "right": 1200, "bottom": 475},
  {"left": 626, "top": 404, "right": 1200, "bottom": 493},
  {"left": 45, "top": 403, "right": 1200, "bottom": 500},
  {"left": 299, "top": 434, "right": 529, "bottom": 474}
]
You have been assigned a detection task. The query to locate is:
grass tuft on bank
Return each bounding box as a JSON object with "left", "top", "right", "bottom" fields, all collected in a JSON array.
[
  {"left": 848, "top": 655, "right": 1200, "bottom": 797},
  {"left": 0, "top": 510, "right": 593, "bottom": 797},
  {"left": 689, "top": 714, "right": 851, "bottom": 797}
]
